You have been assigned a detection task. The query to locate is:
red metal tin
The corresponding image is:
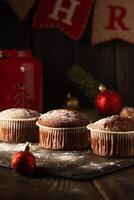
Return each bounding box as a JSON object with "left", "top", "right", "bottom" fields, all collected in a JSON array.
[{"left": 0, "top": 49, "right": 43, "bottom": 112}]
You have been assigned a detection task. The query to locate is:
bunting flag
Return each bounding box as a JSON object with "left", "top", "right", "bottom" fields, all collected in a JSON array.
[
  {"left": 92, "top": 0, "right": 134, "bottom": 45},
  {"left": 33, "top": 0, "right": 93, "bottom": 40},
  {"left": 6, "top": 0, "right": 36, "bottom": 20}
]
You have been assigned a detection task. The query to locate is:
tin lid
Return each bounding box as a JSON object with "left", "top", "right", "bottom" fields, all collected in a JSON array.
[{"left": 0, "top": 49, "right": 32, "bottom": 58}]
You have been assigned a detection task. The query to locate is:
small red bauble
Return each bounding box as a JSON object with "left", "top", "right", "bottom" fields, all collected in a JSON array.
[
  {"left": 95, "top": 86, "right": 123, "bottom": 115},
  {"left": 11, "top": 150, "right": 36, "bottom": 176}
]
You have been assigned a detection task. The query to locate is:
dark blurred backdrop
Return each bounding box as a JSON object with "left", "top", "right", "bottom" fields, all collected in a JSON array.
[{"left": 0, "top": 1, "right": 134, "bottom": 112}]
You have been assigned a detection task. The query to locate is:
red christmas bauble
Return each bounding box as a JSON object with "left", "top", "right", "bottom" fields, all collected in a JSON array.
[
  {"left": 11, "top": 151, "right": 36, "bottom": 176},
  {"left": 95, "top": 89, "right": 123, "bottom": 115}
]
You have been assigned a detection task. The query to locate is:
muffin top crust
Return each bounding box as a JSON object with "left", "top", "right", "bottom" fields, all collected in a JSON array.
[
  {"left": 37, "top": 109, "right": 91, "bottom": 128},
  {"left": 89, "top": 115, "right": 134, "bottom": 132},
  {"left": 0, "top": 108, "right": 40, "bottom": 119}
]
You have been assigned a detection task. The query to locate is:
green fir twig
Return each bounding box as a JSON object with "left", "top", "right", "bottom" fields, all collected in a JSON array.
[{"left": 68, "top": 65, "right": 100, "bottom": 103}]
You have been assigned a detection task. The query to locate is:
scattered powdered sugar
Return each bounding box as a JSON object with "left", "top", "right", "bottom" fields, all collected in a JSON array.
[
  {"left": 0, "top": 143, "right": 25, "bottom": 151},
  {"left": 1, "top": 142, "right": 134, "bottom": 180}
]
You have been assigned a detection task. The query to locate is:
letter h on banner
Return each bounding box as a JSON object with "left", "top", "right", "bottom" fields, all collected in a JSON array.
[
  {"left": 33, "top": 0, "right": 93, "bottom": 40},
  {"left": 49, "top": 0, "right": 80, "bottom": 26}
]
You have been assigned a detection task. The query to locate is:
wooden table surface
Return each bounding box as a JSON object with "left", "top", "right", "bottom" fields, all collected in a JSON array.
[{"left": 0, "top": 166, "right": 134, "bottom": 200}]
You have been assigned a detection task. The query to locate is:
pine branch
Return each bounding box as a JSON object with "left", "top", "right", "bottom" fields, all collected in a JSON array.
[{"left": 68, "top": 65, "right": 100, "bottom": 103}]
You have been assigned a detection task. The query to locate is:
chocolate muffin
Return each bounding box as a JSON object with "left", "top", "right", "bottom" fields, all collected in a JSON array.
[
  {"left": 36, "top": 109, "right": 91, "bottom": 150},
  {"left": 87, "top": 115, "right": 134, "bottom": 157},
  {"left": 0, "top": 108, "right": 40, "bottom": 143}
]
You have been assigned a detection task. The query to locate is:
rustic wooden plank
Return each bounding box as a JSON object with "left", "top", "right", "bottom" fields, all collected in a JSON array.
[
  {"left": 93, "top": 167, "right": 134, "bottom": 200},
  {"left": 0, "top": 1, "right": 32, "bottom": 49},
  {"left": 115, "top": 41, "right": 134, "bottom": 106},
  {"left": 73, "top": 41, "right": 117, "bottom": 90},
  {"left": 0, "top": 167, "right": 102, "bottom": 200},
  {"left": 33, "top": 29, "right": 74, "bottom": 111}
]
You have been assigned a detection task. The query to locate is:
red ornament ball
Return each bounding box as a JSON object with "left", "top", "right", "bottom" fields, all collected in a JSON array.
[
  {"left": 95, "top": 89, "right": 123, "bottom": 115},
  {"left": 11, "top": 151, "right": 36, "bottom": 176}
]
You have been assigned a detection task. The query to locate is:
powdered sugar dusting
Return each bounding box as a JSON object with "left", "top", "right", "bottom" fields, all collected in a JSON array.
[
  {"left": 89, "top": 117, "right": 107, "bottom": 130},
  {"left": 38, "top": 109, "right": 90, "bottom": 128},
  {"left": 42, "top": 109, "right": 78, "bottom": 121},
  {"left": 89, "top": 115, "right": 134, "bottom": 131},
  {"left": 0, "top": 108, "right": 40, "bottom": 119}
]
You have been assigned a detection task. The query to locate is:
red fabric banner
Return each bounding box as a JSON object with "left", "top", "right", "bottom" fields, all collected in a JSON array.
[
  {"left": 92, "top": 0, "right": 134, "bottom": 45},
  {"left": 33, "top": 0, "right": 93, "bottom": 40}
]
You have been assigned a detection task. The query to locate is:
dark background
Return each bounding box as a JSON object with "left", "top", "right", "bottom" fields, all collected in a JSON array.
[{"left": 0, "top": 1, "right": 134, "bottom": 112}]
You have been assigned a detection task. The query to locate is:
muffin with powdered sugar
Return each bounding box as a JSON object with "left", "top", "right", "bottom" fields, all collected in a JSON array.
[
  {"left": 0, "top": 108, "right": 40, "bottom": 143},
  {"left": 36, "top": 109, "right": 91, "bottom": 150},
  {"left": 88, "top": 115, "right": 134, "bottom": 157}
]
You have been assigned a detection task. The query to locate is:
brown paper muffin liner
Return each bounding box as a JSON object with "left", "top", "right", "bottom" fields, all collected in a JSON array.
[
  {"left": 36, "top": 122, "right": 89, "bottom": 150},
  {"left": 89, "top": 128, "right": 134, "bottom": 157},
  {"left": 0, "top": 118, "right": 39, "bottom": 143}
]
